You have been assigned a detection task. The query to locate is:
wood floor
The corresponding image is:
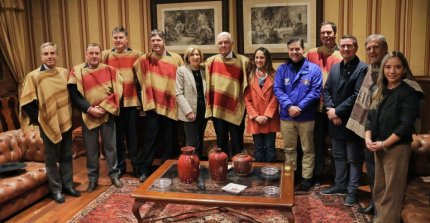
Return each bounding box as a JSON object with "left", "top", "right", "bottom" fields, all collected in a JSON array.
[
  {"left": 5, "top": 155, "right": 372, "bottom": 223},
  {"left": 5, "top": 155, "right": 126, "bottom": 223}
]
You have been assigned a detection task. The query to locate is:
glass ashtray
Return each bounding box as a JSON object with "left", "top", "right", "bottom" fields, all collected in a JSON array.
[
  {"left": 263, "top": 186, "right": 280, "bottom": 196},
  {"left": 152, "top": 178, "right": 172, "bottom": 189},
  {"left": 261, "top": 166, "right": 279, "bottom": 176}
]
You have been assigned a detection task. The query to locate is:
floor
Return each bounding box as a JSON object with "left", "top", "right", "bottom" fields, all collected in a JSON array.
[{"left": 4, "top": 154, "right": 373, "bottom": 223}]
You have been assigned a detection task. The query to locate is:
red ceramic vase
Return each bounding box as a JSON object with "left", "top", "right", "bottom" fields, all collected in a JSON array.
[
  {"left": 177, "top": 146, "right": 200, "bottom": 183},
  {"left": 208, "top": 147, "right": 228, "bottom": 181},
  {"left": 232, "top": 152, "right": 252, "bottom": 176}
]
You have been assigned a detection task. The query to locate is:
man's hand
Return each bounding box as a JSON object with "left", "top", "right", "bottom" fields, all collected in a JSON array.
[
  {"left": 288, "top": 106, "right": 302, "bottom": 118},
  {"left": 326, "top": 108, "right": 338, "bottom": 120},
  {"left": 332, "top": 117, "right": 342, "bottom": 126},
  {"left": 88, "top": 106, "right": 106, "bottom": 118}
]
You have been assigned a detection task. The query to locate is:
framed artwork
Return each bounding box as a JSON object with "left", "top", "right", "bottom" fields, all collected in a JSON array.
[
  {"left": 150, "top": 0, "right": 229, "bottom": 56},
  {"left": 237, "top": 0, "right": 323, "bottom": 59}
]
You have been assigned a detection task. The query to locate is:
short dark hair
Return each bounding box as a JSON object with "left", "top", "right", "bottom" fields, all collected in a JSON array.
[
  {"left": 287, "top": 37, "right": 304, "bottom": 49},
  {"left": 341, "top": 34, "right": 358, "bottom": 48},
  {"left": 86, "top": 43, "right": 101, "bottom": 51},
  {"left": 149, "top": 29, "right": 165, "bottom": 40},
  {"left": 112, "top": 26, "right": 128, "bottom": 36},
  {"left": 320, "top": 21, "right": 337, "bottom": 34}
]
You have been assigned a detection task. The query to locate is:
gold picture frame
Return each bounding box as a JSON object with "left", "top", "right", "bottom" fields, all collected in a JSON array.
[
  {"left": 237, "top": 0, "right": 322, "bottom": 59},
  {"left": 150, "top": 0, "right": 229, "bottom": 56}
]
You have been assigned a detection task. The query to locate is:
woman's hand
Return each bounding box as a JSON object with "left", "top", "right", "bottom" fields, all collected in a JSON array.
[
  {"left": 254, "top": 116, "right": 268, "bottom": 125},
  {"left": 186, "top": 112, "right": 196, "bottom": 121}
]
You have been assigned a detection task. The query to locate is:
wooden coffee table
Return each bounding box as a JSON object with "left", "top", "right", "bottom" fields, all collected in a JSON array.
[{"left": 131, "top": 160, "right": 294, "bottom": 222}]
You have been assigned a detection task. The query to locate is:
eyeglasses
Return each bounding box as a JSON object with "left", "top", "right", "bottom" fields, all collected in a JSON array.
[{"left": 340, "top": 44, "right": 355, "bottom": 50}]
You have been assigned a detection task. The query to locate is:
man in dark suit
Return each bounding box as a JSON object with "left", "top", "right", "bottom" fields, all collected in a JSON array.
[{"left": 320, "top": 35, "right": 367, "bottom": 207}]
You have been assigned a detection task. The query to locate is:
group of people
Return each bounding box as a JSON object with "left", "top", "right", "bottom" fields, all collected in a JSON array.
[{"left": 19, "top": 21, "right": 423, "bottom": 223}]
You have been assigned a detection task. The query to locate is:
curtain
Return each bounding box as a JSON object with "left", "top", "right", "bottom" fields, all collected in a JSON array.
[{"left": 0, "top": 0, "right": 26, "bottom": 94}]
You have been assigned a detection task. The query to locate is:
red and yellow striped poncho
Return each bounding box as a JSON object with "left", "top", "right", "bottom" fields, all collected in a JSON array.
[
  {"left": 68, "top": 63, "right": 122, "bottom": 129},
  {"left": 102, "top": 49, "right": 142, "bottom": 107},
  {"left": 306, "top": 46, "right": 343, "bottom": 111},
  {"left": 133, "top": 51, "right": 183, "bottom": 120},
  {"left": 20, "top": 67, "right": 72, "bottom": 143},
  {"left": 205, "top": 54, "right": 249, "bottom": 126}
]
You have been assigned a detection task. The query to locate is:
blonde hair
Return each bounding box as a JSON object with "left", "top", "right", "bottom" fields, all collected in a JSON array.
[
  {"left": 370, "top": 51, "right": 415, "bottom": 109},
  {"left": 183, "top": 45, "right": 204, "bottom": 65}
]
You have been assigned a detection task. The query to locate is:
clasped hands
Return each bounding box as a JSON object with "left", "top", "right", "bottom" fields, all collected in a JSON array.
[
  {"left": 365, "top": 139, "right": 384, "bottom": 152},
  {"left": 326, "top": 108, "right": 342, "bottom": 126},
  {"left": 88, "top": 106, "right": 106, "bottom": 118}
]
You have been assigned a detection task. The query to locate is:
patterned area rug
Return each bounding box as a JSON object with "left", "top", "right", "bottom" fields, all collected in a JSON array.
[
  {"left": 69, "top": 178, "right": 369, "bottom": 223},
  {"left": 293, "top": 189, "right": 369, "bottom": 223}
]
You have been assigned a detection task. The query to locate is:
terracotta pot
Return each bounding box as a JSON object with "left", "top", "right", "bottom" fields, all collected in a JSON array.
[
  {"left": 232, "top": 152, "right": 252, "bottom": 176},
  {"left": 208, "top": 147, "right": 228, "bottom": 181},
  {"left": 177, "top": 146, "right": 200, "bottom": 183}
]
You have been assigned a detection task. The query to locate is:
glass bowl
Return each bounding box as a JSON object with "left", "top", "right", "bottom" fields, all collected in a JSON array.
[
  {"left": 261, "top": 166, "right": 279, "bottom": 176},
  {"left": 263, "top": 186, "right": 280, "bottom": 196},
  {"left": 152, "top": 178, "right": 172, "bottom": 189}
]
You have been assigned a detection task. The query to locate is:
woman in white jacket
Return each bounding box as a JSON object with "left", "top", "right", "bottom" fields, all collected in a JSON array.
[{"left": 176, "top": 46, "right": 207, "bottom": 159}]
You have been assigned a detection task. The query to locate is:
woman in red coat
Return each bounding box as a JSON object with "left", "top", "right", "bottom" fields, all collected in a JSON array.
[{"left": 244, "top": 47, "right": 281, "bottom": 162}]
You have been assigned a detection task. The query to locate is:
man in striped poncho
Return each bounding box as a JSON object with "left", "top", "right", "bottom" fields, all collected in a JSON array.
[
  {"left": 133, "top": 30, "right": 184, "bottom": 182},
  {"left": 68, "top": 43, "right": 123, "bottom": 192},
  {"left": 205, "top": 32, "right": 250, "bottom": 157},
  {"left": 20, "top": 42, "right": 80, "bottom": 203},
  {"left": 102, "top": 26, "right": 142, "bottom": 178}
]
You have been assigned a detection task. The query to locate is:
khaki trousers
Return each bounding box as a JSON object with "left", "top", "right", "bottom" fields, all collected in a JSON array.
[
  {"left": 281, "top": 120, "right": 315, "bottom": 179},
  {"left": 373, "top": 143, "right": 410, "bottom": 223}
]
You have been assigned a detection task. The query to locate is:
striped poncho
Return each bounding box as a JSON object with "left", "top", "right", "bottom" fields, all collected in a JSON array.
[
  {"left": 102, "top": 49, "right": 142, "bottom": 107},
  {"left": 205, "top": 53, "right": 249, "bottom": 126},
  {"left": 68, "top": 63, "right": 122, "bottom": 129},
  {"left": 306, "top": 46, "right": 343, "bottom": 111},
  {"left": 20, "top": 67, "right": 72, "bottom": 143},
  {"left": 133, "top": 51, "right": 183, "bottom": 120}
]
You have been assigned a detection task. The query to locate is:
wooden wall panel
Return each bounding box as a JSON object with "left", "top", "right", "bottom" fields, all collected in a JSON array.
[
  {"left": 66, "top": 0, "right": 84, "bottom": 66},
  {"left": 351, "top": 0, "right": 368, "bottom": 60},
  {"left": 86, "top": 0, "right": 102, "bottom": 46},
  {"left": 409, "top": 0, "right": 428, "bottom": 75},
  {"left": 127, "top": 0, "right": 142, "bottom": 51},
  {"left": 22, "top": 0, "right": 429, "bottom": 76}
]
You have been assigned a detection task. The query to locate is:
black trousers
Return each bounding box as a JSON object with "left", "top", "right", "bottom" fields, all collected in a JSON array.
[
  {"left": 212, "top": 116, "right": 245, "bottom": 157},
  {"left": 140, "top": 110, "right": 176, "bottom": 175},
  {"left": 115, "top": 107, "right": 139, "bottom": 175},
  {"left": 40, "top": 128, "right": 73, "bottom": 193}
]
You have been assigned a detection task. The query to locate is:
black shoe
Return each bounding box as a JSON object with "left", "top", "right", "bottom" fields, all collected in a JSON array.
[
  {"left": 298, "top": 178, "right": 314, "bottom": 192},
  {"left": 111, "top": 177, "right": 123, "bottom": 188},
  {"left": 87, "top": 181, "right": 98, "bottom": 193},
  {"left": 63, "top": 187, "right": 81, "bottom": 197},
  {"left": 313, "top": 176, "right": 321, "bottom": 186},
  {"left": 358, "top": 204, "right": 375, "bottom": 214},
  {"left": 138, "top": 173, "right": 147, "bottom": 183},
  {"left": 52, "top": 192, "right": 65, "bottom": 203},
  {"left": 320, "top": 186, "right": 347, "bottom": 195},
  {"left": 344, "top": 192, "right": 358, "bottom": 206}
]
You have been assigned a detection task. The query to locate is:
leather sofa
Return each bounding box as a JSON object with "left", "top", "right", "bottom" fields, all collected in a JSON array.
[
  {"left": 0, "top": 127, "right": 48, "bottom": 221},
  {"left": 401, "top": 134, "right": 430, "bottom": 223}
]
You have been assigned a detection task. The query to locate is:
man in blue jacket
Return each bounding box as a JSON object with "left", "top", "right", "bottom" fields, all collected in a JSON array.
[
  {"left": 321, "top": 35, "right": 367, "bottom": 206},
  {"left": 274, "top": 37, "right": 322, "bottom": 192}
]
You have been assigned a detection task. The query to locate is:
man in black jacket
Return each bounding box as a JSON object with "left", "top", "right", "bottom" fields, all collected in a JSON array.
[{"left": 320, "top": 35, "right": 367, "bottom": 207}]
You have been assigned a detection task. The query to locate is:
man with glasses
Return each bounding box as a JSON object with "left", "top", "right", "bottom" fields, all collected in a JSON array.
[{"left": 320, "top": 35, "right": 367, "bottom": 207}]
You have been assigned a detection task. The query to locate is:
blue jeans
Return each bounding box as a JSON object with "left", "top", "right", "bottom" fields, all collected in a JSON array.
[
  {"left": 252, "top": 133, "right": 276, "bottom": 162},
  {"left": 331, "top": 137, "right": 364, "bottom": 192}
]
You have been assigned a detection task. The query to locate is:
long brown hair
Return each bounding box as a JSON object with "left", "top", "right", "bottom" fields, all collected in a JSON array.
[
  {"left": 370, "top": 51, "right": 416, "bottom": 108},
  {"left": 247, "top": 47, "right": 275, "bottom": 82}
]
